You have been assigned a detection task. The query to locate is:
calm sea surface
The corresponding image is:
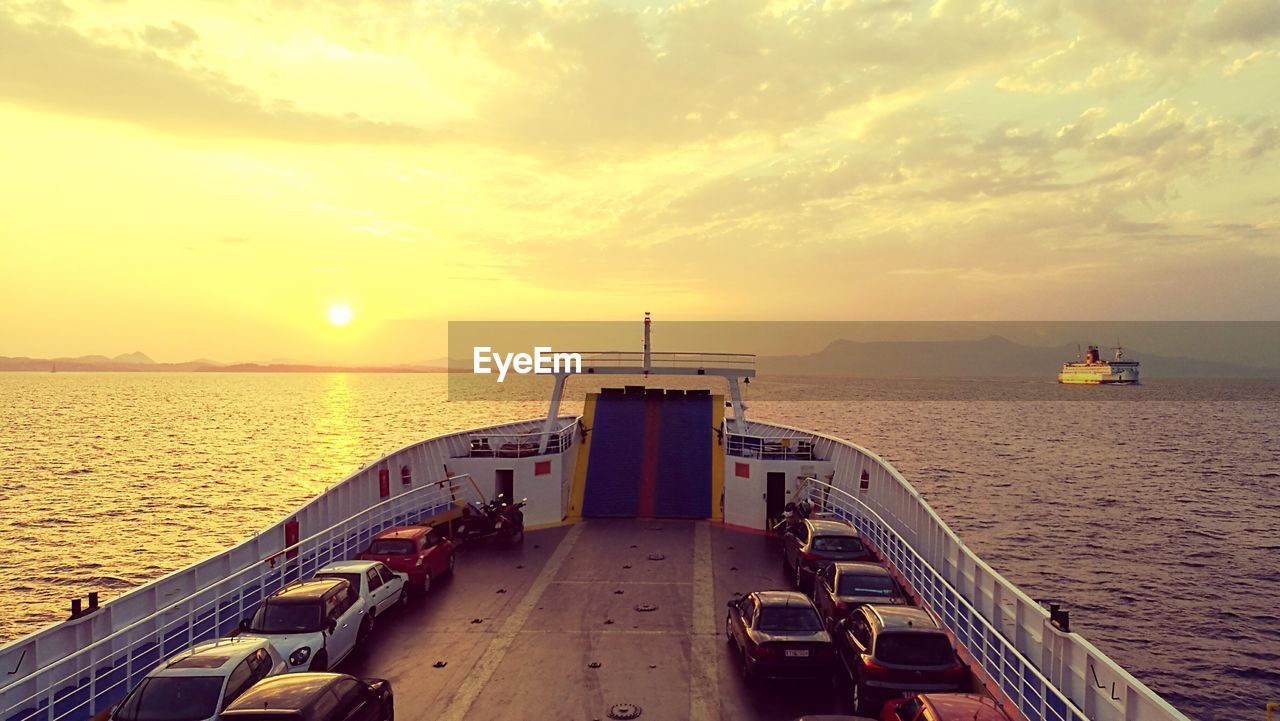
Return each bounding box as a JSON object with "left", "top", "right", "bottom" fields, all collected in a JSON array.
[{"left": 1, "top": 373, "right": 1277, "bottom": 717}]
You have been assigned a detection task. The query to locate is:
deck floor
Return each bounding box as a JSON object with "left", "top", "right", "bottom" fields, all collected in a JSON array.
[{"left": 343, "top": 519, "right": 849, "bottom": 721}]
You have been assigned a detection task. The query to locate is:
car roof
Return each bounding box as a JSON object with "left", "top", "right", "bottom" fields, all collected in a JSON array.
[
  {"left": 222, "top": 673, "right": 341, "bottom": 713},
  {"left": 155, "top": 638, "right": 271, "bottom": 676},
  {"left": 268, "top": 577, "right": 346, "bottom": 601},
  {"left": 754, "top": 590, "right": 814, "bottom": 607},
  {"left": 317, "top": 560, "right": 380, "bottom": 574},
  {"left": 807, "top": 519, "right": 860, "bottom": 535},
  {"left": 372, "top": 526, "right": 430, "bottom": 540},
  {"left": 833, "top": 562, "right": 889, "bottom": 576},
  {"left": 865, "top": 605, "right": 941, "bottom": 631},
  {"left": 922, "top": 694, "right": 1009, "bottom": 721}
]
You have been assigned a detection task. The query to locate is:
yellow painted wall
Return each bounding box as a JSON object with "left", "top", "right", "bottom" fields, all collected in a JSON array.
[{"left": 566, "top": 392, "right": 598, "bottom": 521}]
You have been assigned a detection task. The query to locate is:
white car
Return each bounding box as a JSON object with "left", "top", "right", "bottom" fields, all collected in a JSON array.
[
  {"left": 239, "top": 576, "right": 368, "bottom": 673},
  {"left": 110, "top": 637, "right": 286, "bottom": 721},
  {"left": 315, "top": 560, "right": 410, "bottom": 620}
]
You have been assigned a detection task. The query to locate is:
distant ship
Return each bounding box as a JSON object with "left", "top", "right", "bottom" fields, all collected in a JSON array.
[{"left": 1059, "top": 345, "right": 1140, "bottom": 384}]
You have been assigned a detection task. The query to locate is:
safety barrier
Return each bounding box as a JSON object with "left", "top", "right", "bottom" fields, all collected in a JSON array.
[
  {"left": 0, "top": 416, "right": 579, "bottom": 721},
  {"left": 726, "top": 432, "right": 815, "bottom": 460},
  {"left": 803, "top": 479, "right": 1086, "bottom": 721},
  {"left": 745, "top": 418, "right": 1190, "bottom": 721},
  {"left": 467, "top": 419, "right": 578, "bottom": 458},
  {"left": 0, "top": 477, "right": 478, "bottom": 721}
]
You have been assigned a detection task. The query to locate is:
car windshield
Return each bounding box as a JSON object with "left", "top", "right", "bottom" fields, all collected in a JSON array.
[
  {"left": 114, "top": 676, "right": 223, "bottom": 721},
  {"left": 838, "top": 574, "right": 896, "bottom": 596},
  {"left": 368, "top": 539, "right": 416, "bottom": 555},
  {"left": 812, "top": 536, "right": 864, "bottom": 553},
  {"left": 875, "top": 632, "right": 955, "bottom": 665},
  {"left": 757, "top": 606, "right": 823, "bottom": 633},
  {"left": 249, "top": 601, "right": 323, "bottom": 634}
]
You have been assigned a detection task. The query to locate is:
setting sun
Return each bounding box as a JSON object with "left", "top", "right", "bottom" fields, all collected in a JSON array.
[{"left": 327, "top": 304, "right": 353, "bottom": 327}]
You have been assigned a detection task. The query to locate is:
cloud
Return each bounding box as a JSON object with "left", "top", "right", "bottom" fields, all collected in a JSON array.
[
  {"left": 407, "top": 0, "right": 1052, "bottom": 156},
  {"left": 139, "top": 21, "right": 199, "bottom": 51},
  {"left": 1205, "top": 0, "right": 1280, "bottom": 43},
  {"left": 0, "top": 10, "right": 441, "bottom": 145}
]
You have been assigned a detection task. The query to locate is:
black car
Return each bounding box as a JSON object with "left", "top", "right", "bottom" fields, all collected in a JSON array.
[
  {"left": 221, "top": 673, "right": 393, "bottom": 721},
  {"left": 782, "top": 519, "right": 876, "bottom": 591},
  {"left": 832, "top": 605, "right": 970, "bottom": 714},
  {"left": 812, "top": 562, "right": 909, "bottom": 631},
  {"left": 725, "top": 591, "right": 835, "bottom": 680}
]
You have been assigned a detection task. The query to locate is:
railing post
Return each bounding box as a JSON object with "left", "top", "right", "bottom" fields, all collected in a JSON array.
[{"left": 539, "top": 373, "right": 567, "bottom": 454}]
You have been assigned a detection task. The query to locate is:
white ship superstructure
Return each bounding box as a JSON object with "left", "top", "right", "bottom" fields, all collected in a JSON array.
[{"left": 1058, "top": 345, "right": 1140, "bottom": 385}]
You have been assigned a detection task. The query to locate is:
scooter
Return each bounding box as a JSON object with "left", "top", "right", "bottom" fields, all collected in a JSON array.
[{"left": 455, "top": 496, "right": 526, "bottom": 544}]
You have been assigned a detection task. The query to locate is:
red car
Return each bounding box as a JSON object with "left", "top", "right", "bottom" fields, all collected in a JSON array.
[
  {"left": 882, "top": 693, "right": 1010, "bottom": 721},
  {"left": 359, "top": 525, "right": 455, "bottom": 593}
]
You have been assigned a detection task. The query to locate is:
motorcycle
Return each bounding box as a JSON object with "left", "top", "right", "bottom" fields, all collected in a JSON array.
[
  {"left": 771, "top": 499, "right": 812, "bottom": 538},
  {"left": 454, "top": 496, "right": 526, "bottom": 544}
]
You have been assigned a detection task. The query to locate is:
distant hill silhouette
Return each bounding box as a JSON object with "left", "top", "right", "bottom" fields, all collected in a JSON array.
[
  {"left": 0, "top": 354, "right": 446, "bottom": 373},
  {"left": 4, "top": 337, "right": 1275, "bottom": 377},
  {"left": 758, "top": 336, "right": 1279, "bottom": 378}
]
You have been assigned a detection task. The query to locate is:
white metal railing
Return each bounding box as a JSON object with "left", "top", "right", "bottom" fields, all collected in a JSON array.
[
  {"left": 0, "top": 478, "right": 481, "bottom": 721},
  {"left": 570, "top": 351, "right": 756, "bottom": 371},
  {"left": 802, "top": 478, "right": 1086, "bottom": 721},
  {"left": 744, "top": 418, "right": 1190, "bottom": 721},
  {"left": 725, "top": 432, "right": 815, "bottom": 460},
  {"left": 468, "top": 419, "right": 578, "bottom": 458}
]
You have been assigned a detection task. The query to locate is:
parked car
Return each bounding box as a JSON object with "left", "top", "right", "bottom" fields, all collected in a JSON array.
[
  {"left": 359, "top": 525, "right": 455, "bottom": 593},
  {"left": 240, "top": 577, "right": 368, "bottom": 673},
  {"left": 315, "top": 560, "right": 409, "bottom": 618},
  {"left": 221, "top": 673, "right": 393, "bottom": 721},
  {"left": 725, "top": 591, "right": 835, "bottom": 680},
  {"left": 109, "top": 637, "right": 287, "bottom": 721},
  {"left": 882, "top": 693, "right": 1010, "bottom": 721},
  {"left": 813, "top": 562, "right": 909, "bottom": 631},
  {"left": 833, "top": 605, "right": 971, "bottom": 714},
  {"left": 783, "top": 518, "right": 876, "bottom": 591}
]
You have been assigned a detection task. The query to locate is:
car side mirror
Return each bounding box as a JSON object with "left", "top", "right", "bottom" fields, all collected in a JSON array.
[
  {"left": 326, "top": 619, "right": 337, "bottom": 635},
  {"left": 238, "top": 618, "right": 250, "bottom": 633}
]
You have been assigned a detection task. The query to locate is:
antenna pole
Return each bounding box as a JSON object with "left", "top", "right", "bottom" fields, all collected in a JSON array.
[{"left": 643, "top": 312, "right": 652, "bottom": 374}]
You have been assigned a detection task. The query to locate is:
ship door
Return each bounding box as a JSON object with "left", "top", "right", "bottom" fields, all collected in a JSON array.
[
  {"left": 766, "top": 472, "right": 786, "bottom": 529},
  {"left": 496, "top": 469, "right": 515, "bottom": 505}
]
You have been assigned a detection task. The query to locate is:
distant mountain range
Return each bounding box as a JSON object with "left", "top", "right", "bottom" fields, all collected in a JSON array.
[
  {"left": 3, "top": 337, "right": 1276, "bottom": 377},
  {"left": 758, "top": 336, "right": 1280, "bottom": 378},
  {"left": 0, "top": 352, "right": 447, "bottom": 373}
]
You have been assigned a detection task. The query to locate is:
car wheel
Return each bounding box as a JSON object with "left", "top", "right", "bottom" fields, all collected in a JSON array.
[
  {"left": 357, "top": 615, "right": 374, "bottom": 645},
  {"left": 384, "top": 699, "right": 394, "bottom": 721},
  {"left": 445, "top": 553, "right": 456, "bottom": 578},
  {"left": 309, "top": 650, "right": 328, "bottom": 672},
  {"left": 851, "top": 680, "right": 870, "bottom": 716},
  {"left": 724, "top": 614, "right": 734, "bottom": 644},
  {"left": 422, "top": 572, "right": 432, "bottom": 596},
  {"left": 397, "top": 587, "right": 409, "bottom": 608}
]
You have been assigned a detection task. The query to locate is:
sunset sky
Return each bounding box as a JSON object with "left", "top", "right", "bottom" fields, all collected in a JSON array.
[{"left": 1, "top": 0, "right": 1278, "bottom": 363}]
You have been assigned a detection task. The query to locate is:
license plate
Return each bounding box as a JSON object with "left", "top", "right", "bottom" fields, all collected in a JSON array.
[{"left": 784, "top": 649, "right": 810, "bottom": 658}]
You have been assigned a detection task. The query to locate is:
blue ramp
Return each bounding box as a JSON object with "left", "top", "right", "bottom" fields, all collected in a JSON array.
[
  {"left": 581, "top": 394, "right": 645, "bottom": 517},
  {"left": 654, "top": 395, "right": 712, "bottom": 518}
]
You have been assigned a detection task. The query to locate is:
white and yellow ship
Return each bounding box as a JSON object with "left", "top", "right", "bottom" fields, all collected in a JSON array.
[{"left": 1059, "top": 345, "right": 1140, "bottom": 384}]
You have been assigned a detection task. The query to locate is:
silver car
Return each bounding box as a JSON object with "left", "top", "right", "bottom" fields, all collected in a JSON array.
[{"left": 110, "top": 637, "right": 287, "bottom": 721}]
